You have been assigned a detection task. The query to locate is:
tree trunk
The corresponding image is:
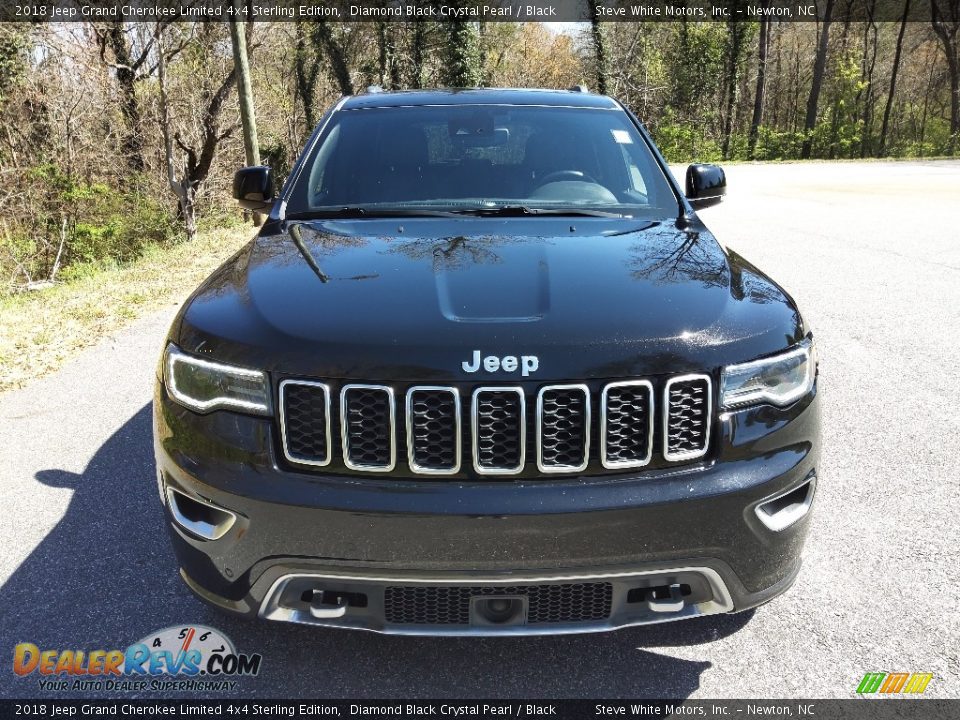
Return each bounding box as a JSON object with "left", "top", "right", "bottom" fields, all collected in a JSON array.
[
  {"left": 294, "top": 23, "right": 319, "bottom": 130},
  {"left": 445, "top": 20, "right": 481, "bottom": 87},
  {"left": 879, "top": 0, "right": 911, "bottom": 156},
  {"left": 721, "top": 3, "right": 748, "bottom": 160},
  {"left": 748, "top": 6, "right": 771, "bottom": 160},
  {"left": 857, "top": 0, "right": 879, "bottom": 157},
  {"left": 931, "top": 0, "right": 960, "bottom": 154},
  {"left": 802, "top": 0, "right": 837, "bottom": 159},
  {"left": 101, "top": 22, "right": 145, "bottom": 173},
  {"left": 229, "top": 9, "right": 261, "bottom": 224},
  {"left": 589, "top": 8, "right": 609, "bottom": 94},
  {"left": 313, "top": 22, "right": 354, "bottom": 96},
  {"left": 155, "top": 24, "right": 195, "bottom": 241},
  {"left": 410, "top": 22, "right": 426, "bottom": 89},
  {"left": 229, "top": 13, "right": 259, "bottom": 168}
]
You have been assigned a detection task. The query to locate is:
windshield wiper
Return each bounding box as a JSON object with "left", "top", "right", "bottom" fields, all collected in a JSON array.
[
  {"left": 451, "top": 205, "right": 627, "bottom": 218},
  {"left": 286, "top": 207, "right": 461, "bottom": 220}
]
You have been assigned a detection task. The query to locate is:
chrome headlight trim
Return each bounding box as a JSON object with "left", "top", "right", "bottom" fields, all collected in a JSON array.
[
  {"left": 164, "top": 344, "right": 270, "bottom": 415},
  {"left": 720, "top": 339, "right": 815, "bottom": 410}
]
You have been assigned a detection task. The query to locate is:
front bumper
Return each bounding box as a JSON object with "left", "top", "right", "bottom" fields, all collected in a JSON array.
[{"left": 154, "top": 382, "right": 820, "bottom": 635}]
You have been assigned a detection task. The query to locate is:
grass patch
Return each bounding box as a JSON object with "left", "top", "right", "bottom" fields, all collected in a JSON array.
[{"left": 0, "top": 226, "right": 253, "bottom": 393}]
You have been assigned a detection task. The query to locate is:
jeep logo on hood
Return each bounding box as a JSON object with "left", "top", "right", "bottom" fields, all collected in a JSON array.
[{"left": 462, "top": 350, "right": 539, "bottom": 377}]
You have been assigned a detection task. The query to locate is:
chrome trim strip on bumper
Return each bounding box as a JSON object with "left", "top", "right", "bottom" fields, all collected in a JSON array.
[{"left": 257, "top": 566, "right": 735, "bottom": 636}]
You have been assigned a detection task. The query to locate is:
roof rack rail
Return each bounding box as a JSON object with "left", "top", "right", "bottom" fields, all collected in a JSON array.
[
  {"left": 568, "top": 85, "right": 589, "bottom": 93},
  {"left": 365, "top": 85, "right": 383, "bottom": 94}
]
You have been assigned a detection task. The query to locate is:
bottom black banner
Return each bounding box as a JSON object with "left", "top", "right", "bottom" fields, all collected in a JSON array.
[{"left": 0, "top": 700, "right": 956, "bottom": 720}]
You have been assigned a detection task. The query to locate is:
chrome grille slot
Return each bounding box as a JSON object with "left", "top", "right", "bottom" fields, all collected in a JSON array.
[
  {"left": 472, "top": 387, "right": 525, "bottom": 474},
  {"left": 601, "top": 380, "right": 653, "bottom": 469},
  {"left": 279, "top": 380, "right": 332, "bottom": 466},
  {"left": 341, "top": 384, "right": 396, "bottom": 471},
  {"left": 406, "top": 387, "right": 461, "bottom": 474},
  {"left": 663, "top": 375, "right": 712, "bottom": 462},
  {"left": 537, "top": 384, "right": 590, "bottom": 472}
]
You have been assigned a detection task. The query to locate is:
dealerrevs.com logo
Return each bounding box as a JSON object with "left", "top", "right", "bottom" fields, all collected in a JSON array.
[{"left": 13, "top": 625, "right": 262, "bottom": 692}]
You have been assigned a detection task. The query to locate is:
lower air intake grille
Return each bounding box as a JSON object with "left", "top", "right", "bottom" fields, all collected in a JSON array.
[
  {"left": 664, "top": 375, "right": 712, "bottom": 461},
  {"left": 341, "top": 385, "right": 395, "bottom": 471},
  {"left": 383, "top": 583, "right": 614, "bottom": 625},
  {"left": 407, "top": 387, "right": 460, "bottom": 474},
  {"left": 279, "top": 380, "right": 331, "bottom": 465},
  {"left": 602, "top": 381, "right": 653, "bottom": 468},
  {"left": 472, "top": 388, "right": 525, "bottom": 473}
]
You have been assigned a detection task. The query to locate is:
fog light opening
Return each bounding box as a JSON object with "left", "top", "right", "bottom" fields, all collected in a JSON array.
[
  {"left": 166, "top": 487, "right": 236, "bottom": 541},
  {"left": 756, "top": 475, "right": 816, "bottom": 532}
]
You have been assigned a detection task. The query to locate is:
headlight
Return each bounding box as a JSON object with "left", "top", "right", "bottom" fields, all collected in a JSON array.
[
  {"left": 720, "top": 339, "right": 815, "bottom": 409},
  {"left": 163, "top": 344, "right": 270, "bottom": 415}
]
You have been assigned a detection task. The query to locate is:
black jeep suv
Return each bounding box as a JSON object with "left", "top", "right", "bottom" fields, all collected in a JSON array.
[{"left": 154, "top": 88, "right": 819, "bottom": 635}]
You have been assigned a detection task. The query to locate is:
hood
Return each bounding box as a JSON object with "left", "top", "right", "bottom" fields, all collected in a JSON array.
[{"left": 176, "top": 217, "right": 805, "bottom": 381}]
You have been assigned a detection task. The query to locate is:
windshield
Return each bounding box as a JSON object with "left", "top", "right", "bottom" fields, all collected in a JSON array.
[{"left": 284, "top": 104, "right": 678, "bottom": 218}]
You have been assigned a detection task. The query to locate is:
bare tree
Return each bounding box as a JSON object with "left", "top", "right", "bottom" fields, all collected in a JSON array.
[
  {"left": 589, "top": 6, "right": 609, "bottom": 94},
  {"left": 802, "top": 0, "right": 837, "bottom": 159},
  {"left": 721, "top": 1, "right": 749, "bottom": 160},
  {"left": 229, "top": 13, "right": 259, "bottom": 169},
  {"left": 880, "top": 0, "right": 912, "bottom": 155},
  {"left": 931, "top": 0, "right": 960, "bottom": 153},
  {"left": 156, "top": 24, "right": 238, "bottom": 240},
  {"left": 748, "top": 3, "right": 772, "bottom": 159},
  {"left": 294, "top": 23, "right": 320, "bottom": 130},
  {"left": 313, "top": 21, "right": 354, "bottom": 96}
]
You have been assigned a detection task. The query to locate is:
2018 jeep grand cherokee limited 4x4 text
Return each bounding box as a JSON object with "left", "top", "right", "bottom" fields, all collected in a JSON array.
[{"left": 154, "top": 88, "right": 819, "bottom": 635}]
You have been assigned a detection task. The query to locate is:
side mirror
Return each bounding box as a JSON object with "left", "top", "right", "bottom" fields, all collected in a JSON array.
[
  {"left": 233, "top": 166, "right": 274, "bottom": 211},
  {"left": 685, "top": 163, "right": 726, "bottom": 209}
]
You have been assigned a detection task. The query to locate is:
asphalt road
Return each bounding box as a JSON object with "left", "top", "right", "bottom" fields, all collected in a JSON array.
[{"left": 1, "top": 161, "right": 958, "bottom": 700}]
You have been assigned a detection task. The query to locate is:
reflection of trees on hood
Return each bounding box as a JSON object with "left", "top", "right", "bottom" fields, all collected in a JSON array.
[
  {"left": 727, "top": 253, "right": 784, "bottom": 305},
  {"left": 287, "top": 225, "right": 369, "bottom": 259},
  {"left": 628, "top": 231, "right": 730, "bottom": 289},
  {"left": 386, "top": 236, "right": 507, "bottom": 273}
]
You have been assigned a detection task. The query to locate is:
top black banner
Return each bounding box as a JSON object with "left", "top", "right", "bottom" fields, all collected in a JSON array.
[{"left": 0, "top": 0, "right": 954, "bottom": 24}]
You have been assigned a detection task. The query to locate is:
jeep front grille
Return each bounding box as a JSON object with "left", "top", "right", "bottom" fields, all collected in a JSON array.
[
  {"left": 341, "top": 384, "right": 396, "bottom": 471},
  {"left": 537, "top": 384, "right": 590, "bottom": 472},
  {"left": 279, "top": 380, "right": 332, "bottom": 466},
  {"left": 472, "top": 387, "right": 525, "bottom": 474},
  {"left": 663, "top": 375, "right": 712, "bottom": 461},
  {"left": 279, "top": 375, "right": 713, "bottom": 476},
  {"left": 601, "top": 381, "right": 654, "bottom": 469},
  {"left": 406, "top": 387, "right": 461, "bottom": 474}
]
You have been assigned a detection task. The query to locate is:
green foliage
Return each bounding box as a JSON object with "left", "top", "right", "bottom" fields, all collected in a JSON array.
[
  {"left": 652, "top": 109, "right": 723, "bottom": 163},
  {"left": 665, "top": 22, "right": 726, "bottom": 126},
  {"left": 3, "top": 164, "right": 175, "bottom": 287},
  {"left": 445, "top": 21, "right": 482, "bottom": 87},
  {"left": 0, "top": 25, "right": 29, "bottom": 105}
]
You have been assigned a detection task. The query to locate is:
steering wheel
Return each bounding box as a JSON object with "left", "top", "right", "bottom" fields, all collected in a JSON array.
[{"left": 536, "top": 170, "right": 599, "bottom": 186}]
